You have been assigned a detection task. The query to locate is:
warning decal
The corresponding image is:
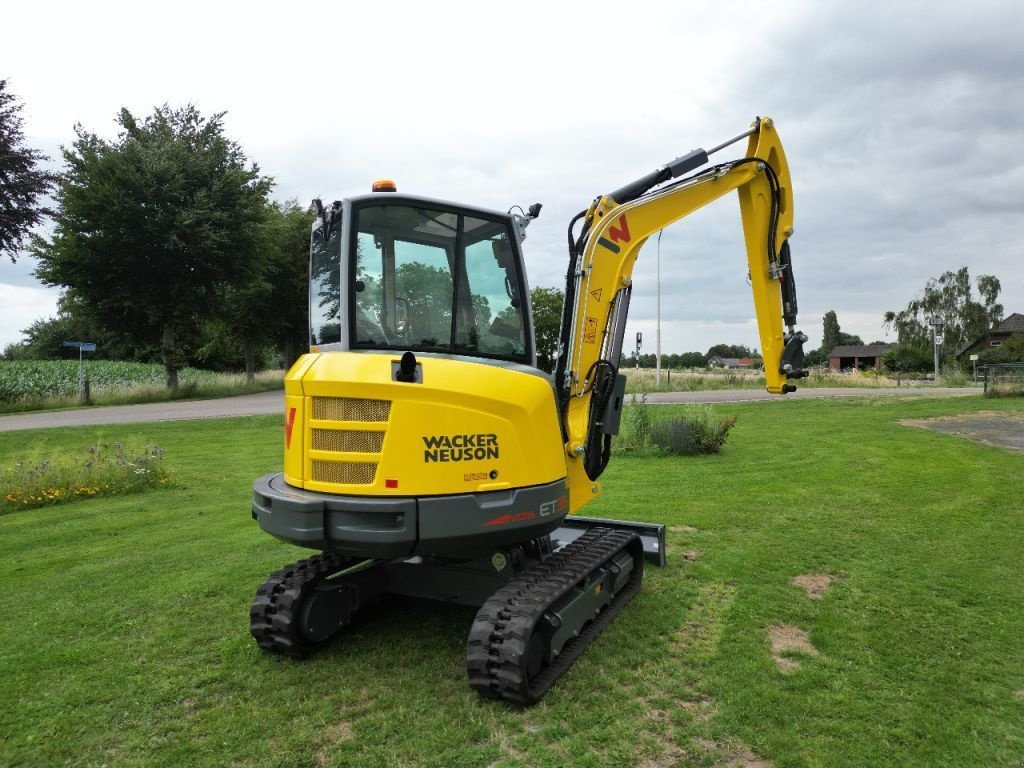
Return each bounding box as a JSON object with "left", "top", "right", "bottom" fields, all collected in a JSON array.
[
  {"left": 583, "top": 317, "right": 599, "bottom": 344},
  {"left": 590, "top": 288, "right": 603, "bottom": 302}
]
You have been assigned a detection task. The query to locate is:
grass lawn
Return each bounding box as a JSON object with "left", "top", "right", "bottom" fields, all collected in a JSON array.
[{"left": 1, "top": 395, "right": 1023, "bottom": 767}]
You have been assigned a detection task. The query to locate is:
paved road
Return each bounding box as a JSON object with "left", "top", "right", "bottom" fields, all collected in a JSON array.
[
  {"left": 0, "top": 386, "right": 984, "bottom": 433},
  {"left": 0, "top": 390, "right": 285, "bottom": 433}
]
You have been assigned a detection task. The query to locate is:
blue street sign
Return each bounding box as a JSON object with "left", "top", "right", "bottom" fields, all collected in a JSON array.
[{"left": 62, "top": 341, "right": 96, "bottom": 352}]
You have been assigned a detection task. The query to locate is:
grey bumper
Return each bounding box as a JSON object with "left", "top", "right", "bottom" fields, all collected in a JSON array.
[{"left": 252, "top": 473, "right": 568, "bottom": 559}]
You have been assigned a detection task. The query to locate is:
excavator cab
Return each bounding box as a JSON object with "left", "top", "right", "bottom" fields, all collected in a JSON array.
[{"left": 309, "top": 192, "right": 534, "bottom": 366}]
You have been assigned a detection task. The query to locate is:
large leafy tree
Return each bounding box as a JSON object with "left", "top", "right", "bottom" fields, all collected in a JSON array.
[
  {"left": 0, "top": 80, "right": 55, "bottom": 262},
  {"left": 820, "top": 310, "right": 863, "bottom": 353},
  {"left": 34, "top": 105, "right": 272, "bottom": 389},
  {"left": 883, "top": 268, "right": 1002, "bottom": 354},
  {"left": 529, "top": 286, "right": 564, "bottom": 373},
  {"left": 210, "top": 200, "right": 312, "bottom": 380}
]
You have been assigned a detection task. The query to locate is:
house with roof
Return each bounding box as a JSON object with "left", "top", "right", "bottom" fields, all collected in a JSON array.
[
  {"left": 827, "top": 343, "right": 897, "bottom": 371},
  {"left": 707, "top": 356, "right": 762, "bottom": 369},
  {"left": 956, "top": 313, "right": 1024, "bottom": 359}
]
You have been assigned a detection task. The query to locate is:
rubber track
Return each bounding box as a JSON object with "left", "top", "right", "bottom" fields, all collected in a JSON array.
[
  {"left": 466, "top": 527, "right": 643, "bottom": 705},
  {"left": 249, "top": 552, "right": 355, "bottom": 657}
]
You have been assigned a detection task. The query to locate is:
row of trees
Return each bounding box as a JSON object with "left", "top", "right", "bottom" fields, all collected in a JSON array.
[{"left": 3, "top": 84, "right": 312, "bottom": 386}]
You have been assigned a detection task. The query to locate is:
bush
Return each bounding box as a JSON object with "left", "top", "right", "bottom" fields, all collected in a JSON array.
[
  {"left": 619, "top": 393, "right": 652, "bottom": 449},
  {"left": 649, "top": 405, "right": 738, "bottom": 455},
  {"left": 1, "top": 440, "right": 173, "bottom": 512},
  {"left": 938, "top": 364, "right": 970, "bottom": 386}
]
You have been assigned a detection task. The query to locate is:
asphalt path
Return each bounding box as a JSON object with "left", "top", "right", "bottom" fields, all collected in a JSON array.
[{"left": 0, "top": 386, "right": 984, "bottom": 433}]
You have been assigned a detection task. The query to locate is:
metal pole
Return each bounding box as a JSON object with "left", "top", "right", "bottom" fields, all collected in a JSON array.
[
  {"left": 79, "top": 346, "right": 84, "bottom": 400},
  {"left": 656, "top": 230, "right": 662, "bottom": 387},
  {"left": 705, "top": 124, "right": 759, "bottom": 157}
]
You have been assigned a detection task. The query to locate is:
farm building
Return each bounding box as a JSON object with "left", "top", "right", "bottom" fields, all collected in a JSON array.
[
  {"left": 828, "top": 343, "right": 897, "bottom": 371},
  {"left": 707, "top": 356, "right": 762, "bottom": 369}
]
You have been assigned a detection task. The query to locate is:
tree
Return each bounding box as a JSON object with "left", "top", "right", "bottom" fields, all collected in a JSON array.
[
  {"left": 882, "top": 345, "right": 932, "bottom": 373},
  {"left": 706, "top": 343, "right": 751, "bottom": 359},
  {"left": 883, "top": 268, "right": 1002, "bottom": 356},
  {"left": 34, "top": 105, "right": 272, "bottom": 389},
  {"left": 530, "top": 286, "right": 564, "bottom": 373},
  {"left": 205, "top": 200, "right": 311, "bottom": 381},
  {"left": 0, "top": 80, "right": 55, "bottom": 262},
  {"left": 677, "top": 352, "right": 707, "bottom": 368},
  {"left": 820, "top": 310, "right": 863, "bottom": 354},
  {"left": 265, "top": 201, "right": 315, "bottom": 368}
]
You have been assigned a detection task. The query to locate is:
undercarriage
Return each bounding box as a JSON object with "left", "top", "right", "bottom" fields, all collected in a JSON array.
[{"left": 250, "top": 507, "right": 664, "bottom": 705}]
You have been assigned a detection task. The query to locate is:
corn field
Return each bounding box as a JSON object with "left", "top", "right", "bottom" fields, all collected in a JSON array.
[{"left": 0, "top": 360, "right": 220, "bottom": 402}]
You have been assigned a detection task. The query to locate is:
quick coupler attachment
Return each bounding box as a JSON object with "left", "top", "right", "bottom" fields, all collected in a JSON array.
[{"left": 779, "top": 331, "right": 809, "bottom": 390}]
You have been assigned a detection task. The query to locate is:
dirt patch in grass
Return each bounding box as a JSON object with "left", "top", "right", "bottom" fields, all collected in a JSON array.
[
  {"left": 679, "top": 696, "right": 716, "bottom": 722},
  {"left": 792, "top": 573, "right": 834, "bottom": 600},
  {"left": 682, "top": 550, "right": 699, "bottom": 562},
  {"left": 670, "top": 525, "right": 699, "bottom": 533},
  {"left": 637, "top": 742, "right": 688, "bottom": 768},
  {"left": 1015, "top": 690, "right": 1024, "bottom": 699},
  {"left": 900, "top": 411, "right": 1024, "bottom": 452},
  {"left": 767, "top": 624, "right": 820, "bottom": 671},
  {"left": 315, "top": 721, "right": 354, "bottom": 767},
  {"left": 696, "top": 738, "right": 773, "bottom": 767}
]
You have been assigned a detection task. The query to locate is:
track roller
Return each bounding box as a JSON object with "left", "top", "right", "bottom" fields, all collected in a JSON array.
[
  {"left": 466, "top": 527, "right": 643, "bottom": 705},
  {"left": 250, "top": 553, "right": 387, "bottom": 657}
]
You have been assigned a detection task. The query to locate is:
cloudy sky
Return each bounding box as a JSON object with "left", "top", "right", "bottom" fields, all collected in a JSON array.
[{"left": 2, "top": 0, "right": 1021, "bottom": 357}]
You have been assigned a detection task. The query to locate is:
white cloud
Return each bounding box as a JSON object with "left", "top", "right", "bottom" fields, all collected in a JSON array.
[
  {"left": 2, "top": 0, "right": 1022, "bottom": 359},
  {"left": 0, "top": 285, "right": 60, "bottom": 349}
]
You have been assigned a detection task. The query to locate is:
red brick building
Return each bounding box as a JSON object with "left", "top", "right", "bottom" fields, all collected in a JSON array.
[
  {"left": 827, "top": 343, "right": 897, "bottom": 371},
  {"left": 956, "top": 313, "right": 1024, "bottom": 359}
]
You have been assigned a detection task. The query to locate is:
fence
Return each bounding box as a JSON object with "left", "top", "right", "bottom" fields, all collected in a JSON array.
[{"left": 983, "top": 363, "right": 1024, "bottom": 396}]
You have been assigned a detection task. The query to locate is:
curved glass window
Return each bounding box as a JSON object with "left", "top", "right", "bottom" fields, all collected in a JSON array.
[
  {"left": 309, "top": 213, "right": 341, "bottom": 345},
  {"left": 351, "top": 204, "right": 529, "bottom": 362}
]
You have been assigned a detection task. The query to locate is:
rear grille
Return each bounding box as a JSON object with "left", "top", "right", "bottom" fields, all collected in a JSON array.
[
  {"left": 312, "top": 460, "right": 377, "bottom": 485},
  {"left": 312, "top": 397, "right": 391, "bottom": 422},
  {"left": 312, "top": 429, "right": 384, "bottom": 453}
]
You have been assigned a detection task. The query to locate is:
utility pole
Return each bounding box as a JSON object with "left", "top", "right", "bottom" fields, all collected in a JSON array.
[
  {"left": 929, "top": 318, "right": 945, "bottom": 380},
  {"left": 656, "top": 230, "right": 662, "bottom": 386}
]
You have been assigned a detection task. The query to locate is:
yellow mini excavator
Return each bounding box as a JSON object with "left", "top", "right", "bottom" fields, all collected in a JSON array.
[{"left": 249, "top": 117, "right": 807, "bottom": 704}]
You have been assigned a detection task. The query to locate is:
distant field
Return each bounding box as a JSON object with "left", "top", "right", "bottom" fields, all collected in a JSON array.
[
  {"left": 1, "top": 395, "right": 1022, "bottom": 767},
  {"left": 623, "top": 365, "right": 946, "bottom": 393},
  {"left": 0, "top": 360, "right": 222, "bottom": 400},
  {"left": 0, "top": 360, "right": 283, "bottom": 412}
]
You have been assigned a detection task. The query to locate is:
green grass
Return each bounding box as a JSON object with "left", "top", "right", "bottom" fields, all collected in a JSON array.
[{"left": 1, "top": 396, "right": 1023, "bottom": 766}]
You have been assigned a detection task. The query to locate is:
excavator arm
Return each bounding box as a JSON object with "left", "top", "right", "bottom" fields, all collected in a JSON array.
[{"left": 554, "top": 117, "right": 807, "bottom": 512}]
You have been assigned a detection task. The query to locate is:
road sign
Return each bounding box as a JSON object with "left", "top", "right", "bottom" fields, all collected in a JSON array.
[
  {"left": 62, "top": 341, "right": 96, "bottom": 402},
  {"left": 62, "top": 341, "right": 96, "bottom": 352},
  {"left": 970, "top": 354, "right": 979, "bottom": 361}
]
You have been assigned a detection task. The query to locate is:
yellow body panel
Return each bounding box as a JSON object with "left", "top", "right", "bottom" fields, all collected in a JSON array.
[{"left": 284, "top": 352, "right": 566, "bottom": 497}]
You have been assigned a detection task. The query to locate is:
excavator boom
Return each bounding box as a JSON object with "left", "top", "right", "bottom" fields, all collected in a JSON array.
[{"left": 555, "top": 117, "right": 806, "bottom": 510}]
